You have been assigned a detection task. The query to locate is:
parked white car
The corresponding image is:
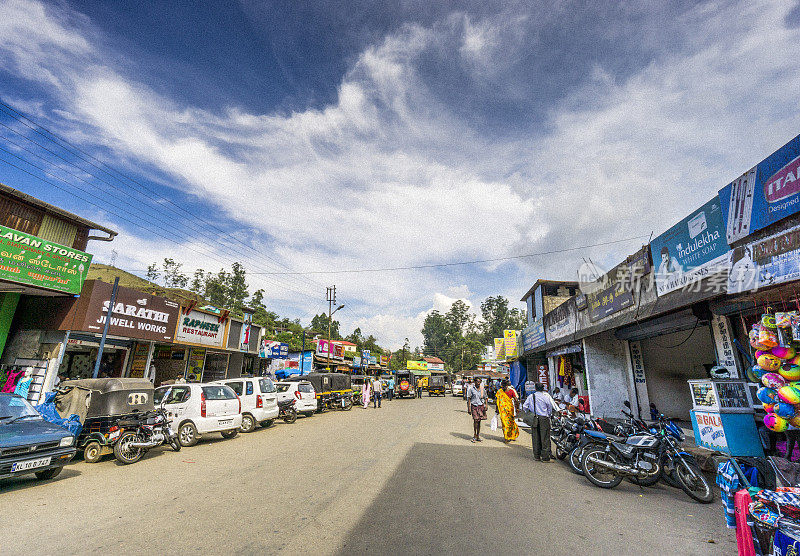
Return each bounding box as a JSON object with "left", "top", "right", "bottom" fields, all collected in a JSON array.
[
  {"left": 154, "top": 383, "right": 242, "bottom": 447},
  {"left": 451, "top": 380, "right": 464, "bottom": 397},
  {"left": 214, "top": 377, "right": 279, "bottom": 432},
  {"left": 276, "top": 381, "right": 317, "bottom": 416}
]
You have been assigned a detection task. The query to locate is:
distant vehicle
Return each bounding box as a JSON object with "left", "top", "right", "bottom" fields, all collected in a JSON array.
[
  {"left": 427, "top": 375, "right": 446, "bottom": 396},
  {"left": 154, "top": 383, "right": 242, "bottom": 447},
  {"left": 286, "top": 373, "right": 352, "bottom": 411},
  {"left": 215, "top": 377, "right": 279, "bottom": 432},
  {"left": 451, "top": 379, "right": 464, "bottom": 397},
  {"left": 276, "top": 381, "right": 318, "bottom": 416},
  {"left": 0, "top": 393, "right": 76, "bottom": 481}
]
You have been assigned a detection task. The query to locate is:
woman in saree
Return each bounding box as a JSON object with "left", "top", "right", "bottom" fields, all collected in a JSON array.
[{"left": 495, "top": 379, "right": 519, "bottom": 442}]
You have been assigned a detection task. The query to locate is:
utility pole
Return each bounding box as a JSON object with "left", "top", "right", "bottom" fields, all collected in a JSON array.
[{"left": 325, "top": 286, "right": 336, "bottom": 371}]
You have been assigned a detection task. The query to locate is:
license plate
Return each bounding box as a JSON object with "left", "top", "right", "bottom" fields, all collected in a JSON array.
[
  {"left": 218, "top": 418, "right": 233, "bottom": 426},
  {"left": 12, "top": 457, "right": 52, "bottom": 472},
  {"left": 108, "top": 430, "right": 121, "bottom": 441}
]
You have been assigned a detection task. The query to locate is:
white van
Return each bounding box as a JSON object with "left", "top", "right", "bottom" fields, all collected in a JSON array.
[
  {"left": 154, "top": 383, "right": 243, "bottom": 447},
  {"left": 215, "top": 377, "right": 279, "bottom": 432}
]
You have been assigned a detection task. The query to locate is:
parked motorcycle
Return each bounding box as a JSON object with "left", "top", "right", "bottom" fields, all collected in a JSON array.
[
  {"left": 278, "top": 398, "right": 298, "bottom": 424},
  {"left": 111, "top": 407, "right": 180, "bottom": 465}
]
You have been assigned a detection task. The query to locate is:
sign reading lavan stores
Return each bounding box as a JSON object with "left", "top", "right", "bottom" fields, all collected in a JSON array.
[
  {"left": 650, "top": 197, "right": 729, "bottom": 297},
  {"left": 0, "top": 225, "right": 91, "bottom": 294}
]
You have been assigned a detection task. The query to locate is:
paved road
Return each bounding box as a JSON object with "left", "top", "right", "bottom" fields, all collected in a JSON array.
[{"left": 1, "top": 395, "right": 733, "bottom": 555}]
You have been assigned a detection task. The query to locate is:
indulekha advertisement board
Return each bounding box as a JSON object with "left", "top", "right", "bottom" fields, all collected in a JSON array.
[{"left": 407, "top": 360, "right": 427, "bottom": 371}]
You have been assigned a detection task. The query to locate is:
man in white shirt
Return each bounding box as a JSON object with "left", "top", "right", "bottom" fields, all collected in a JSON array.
[
  {"left": 522, "top": 382, "right": 554, "bottom": 461},
  {"left": 372, "top": 376, "right": 383, "bottom": 408}
]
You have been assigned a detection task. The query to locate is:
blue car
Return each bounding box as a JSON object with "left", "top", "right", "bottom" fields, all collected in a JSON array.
[{"left": 0, "top": 393, "right": 77, "bottom": 482}]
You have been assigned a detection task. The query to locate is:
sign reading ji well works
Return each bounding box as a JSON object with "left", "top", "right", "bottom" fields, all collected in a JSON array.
[{"left": 0, "top": 225, "right": 91, "bottom": 294}]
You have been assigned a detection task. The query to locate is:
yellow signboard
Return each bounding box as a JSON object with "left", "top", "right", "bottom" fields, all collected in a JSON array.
[
  {"left": 494, "top": 338, "right": 505, "bottom": 360},
  {"left": 407, "top": 360, "right": 428, "bottom": 371},
  {"left": 504, "top": 330, "right": 518, "bottom": 359}
]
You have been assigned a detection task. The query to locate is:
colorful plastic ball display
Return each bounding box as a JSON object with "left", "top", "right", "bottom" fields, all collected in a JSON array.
[
  {"left": 751, "top": 328, "right": 771, "bottom": 351},
  {"left": 780, "top": 365, "right": 800, "bottom": 382},
  {"left": 750, "top": 365, "right": 768, "bottom": 381},
  {"left": 789, "top": 355, "right": 800, "bottom": 367},
  {"left": 766, "top": 413, "right": 789, "bottom": 432},
  {"left": 764, "top": 403, "right": 776, "bottom": 413},
  {"left": 778, "top": 385, "right": 800, "bottom": 404},
  {"left": 773, "top": 346, "right": 797, "bottom": 360},
  {"left": 757, "top": 386, "right": 779, "bottom": 404},
  {"left": 790, "top": 415, "right": 800, "bottom": 428},
  {"left": 758, "top": 353, "right": 782, "bottom": 372},
  {"left": 775, "top": 402, "right": 797, "bottom": 419},
  {"left": 756, "top": 350, "right": 769, "bottom": 359},
  {"left": 763, "top": 373, "right": 787, "bottom": 390}
]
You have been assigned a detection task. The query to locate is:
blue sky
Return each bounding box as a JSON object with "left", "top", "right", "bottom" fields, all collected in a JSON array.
[{"left": 0, "top": 0, "right": 799, "bottom": 348}]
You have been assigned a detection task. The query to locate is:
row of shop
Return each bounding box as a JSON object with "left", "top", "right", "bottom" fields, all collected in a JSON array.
[{"left": 517, "top": 132, "right": 800, "bottom": 424}]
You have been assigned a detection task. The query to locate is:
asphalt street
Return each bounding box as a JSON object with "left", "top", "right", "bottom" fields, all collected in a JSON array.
[{"left": 1, "top": 394, "right": 734, "bottom": 555}]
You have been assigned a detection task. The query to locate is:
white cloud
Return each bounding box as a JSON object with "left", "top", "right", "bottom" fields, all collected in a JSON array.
[{"left": 1, "top": 0, "right": 800, "bottom": 348}]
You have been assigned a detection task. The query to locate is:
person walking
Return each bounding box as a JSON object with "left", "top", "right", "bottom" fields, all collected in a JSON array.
[
  {"left": 522, "top": 382, "right": 554, "bottom": 461},
  {"left": 361, "top": 379, "right": 371, "bottom": 409},
  {"left": 467, "top": 377, "right": 488, "bottom": 443},
  {"left": 372, "top": 376, "right": 383, "bottom": 408},
  {"left": 386, "top": 376, "right": 394, "bottom": 401},
  {"left": 416, "top": 377, "right": 424, "bottom": 398},
  {"left": 495, "top": 379, "right": 519, "bottom": 443}
]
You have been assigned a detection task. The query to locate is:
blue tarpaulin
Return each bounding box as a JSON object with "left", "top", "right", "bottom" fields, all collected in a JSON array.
[
  {"left": 510, "top": 360, "right": 527, "bottom": 398},
  {"left": 35, "top": 392, "right": 83, "bottom": 437}
]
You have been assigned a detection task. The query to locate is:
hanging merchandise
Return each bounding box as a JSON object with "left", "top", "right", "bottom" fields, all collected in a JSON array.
[
  {"left": 1, "top": 369, "right": 23, "bottom": 393},
  {"left": 776, "top": 312, "right": 794, "bottom": 346}
]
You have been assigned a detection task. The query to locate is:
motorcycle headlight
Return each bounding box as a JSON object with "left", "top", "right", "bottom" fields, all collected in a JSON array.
[{"left": 59, "top": 436, "right": 74, "bottom": 447}]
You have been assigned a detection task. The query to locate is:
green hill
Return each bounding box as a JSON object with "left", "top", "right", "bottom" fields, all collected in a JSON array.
[{"left": 88, "top": 263, "right": 203, "bottom": 305}]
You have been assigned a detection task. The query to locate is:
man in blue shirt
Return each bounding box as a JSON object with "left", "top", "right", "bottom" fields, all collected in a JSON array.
[{"left": 522, "top": 382, "right": 554, "bottom": 461}]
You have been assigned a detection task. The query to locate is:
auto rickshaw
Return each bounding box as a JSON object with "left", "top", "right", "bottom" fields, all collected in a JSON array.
[
  {"left": 56, "top": 378, "right": 155, "bottom": 463},
  {"left": 351, "top": 374, "right": 368, "bottom": 405},
  {"left": 427, "top": 374, "right": 446, "bottom": 396},
  {"left": 288, "top": 373, "right": 352, "bottom": 411},
  {"left": 394, "top": 370, "right": 415, "bottom": 398}
]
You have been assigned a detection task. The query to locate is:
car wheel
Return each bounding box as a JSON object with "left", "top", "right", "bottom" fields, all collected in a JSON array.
[
  {"left": 240, "top": 413, "right": 256, "bottom": 433},
  {"left": 221, "top": 429, "right": 239, "bottom": 439},
  {"left": 83, "top": 441, "right": 102, "bottom": 463},
  {"left": 260, "top": 419, "right": 275, "bottom": 428},
  {"left": 303, "top": 411, "right": 314, "bottom": 417},
  {"left": 35, "top": 467, "right": 63, "bottom": 480},
  {"left": 178, "top": 422, "right": 199, "bottom": 447}
]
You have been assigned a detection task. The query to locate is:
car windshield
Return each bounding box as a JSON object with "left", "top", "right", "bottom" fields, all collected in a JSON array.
[
  {"left": 202, "top": 385, "right": 236, "bottom": 400},
  {"left": 276, "top": 384, "right": 291, "bottom": 393},
  {"left": 0, "top": 394, "right": 41, "bottom": 421},
  {"left": 259, "top": 378, "right": 276, "bottom": 393}
]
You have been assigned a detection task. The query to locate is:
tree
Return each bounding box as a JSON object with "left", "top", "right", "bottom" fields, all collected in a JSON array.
[
  {"left": 190, "top": 269, "right": 205, "bottom": 294},
  {"left": 311, "top": 313, "right": 341, "bottom": 340},
  {"left": 479, "top": 296, "right": 526, "bottom": 345},
  {"left": 226, "top": 262, "right": 249, "bottom": 314},
  {"left": 146, "top": 263, "right": 160, "bottom": 284},
  {"left": 161, "top": 258, "right": 188, "bottom": 289}
]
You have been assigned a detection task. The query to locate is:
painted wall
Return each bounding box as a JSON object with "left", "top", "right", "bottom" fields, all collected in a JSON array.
[
  {"left": 639, "top": 327, "right": 715, "bottom": 421},
  {"left": 583, "top": 330, "right": 636, "bottom": 419}
]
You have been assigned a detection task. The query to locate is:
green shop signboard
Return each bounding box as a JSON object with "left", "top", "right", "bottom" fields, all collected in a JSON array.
[{"left": 0, "top": 225, "right": 92, "bottom": 294}]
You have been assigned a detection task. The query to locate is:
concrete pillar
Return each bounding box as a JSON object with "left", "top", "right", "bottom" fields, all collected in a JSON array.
[
  {"left": 0, "top": 292, "right": 20, "bottom": 359},
  {"left": 582, "top": 330, "right": 636, "bottom": 419}
]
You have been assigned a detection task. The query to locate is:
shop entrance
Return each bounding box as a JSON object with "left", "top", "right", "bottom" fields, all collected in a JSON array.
[
  {"left": 638, "top": 327, "right": 716, "bottom": 421},
  {"left": 152, "top": 346, "right": 187, "bottom": 386},
  {"left": 59, "top": 343, "right": 129, "bottom": 380},
  {"left": 202, "top": 352, "right": 229, "bottom": 382}
]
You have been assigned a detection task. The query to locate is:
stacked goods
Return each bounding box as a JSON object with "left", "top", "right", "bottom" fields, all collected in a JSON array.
[{"left": 754, "top": 312, "right": 800, "bottom": 432}]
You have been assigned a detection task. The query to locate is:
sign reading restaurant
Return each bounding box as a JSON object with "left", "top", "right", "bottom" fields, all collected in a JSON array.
[
  {"left": 175, "top": 307, "right": 228, "bottom": 348},
  {"left": 0, "top": 224, "right": 92, "bottom": 294}
]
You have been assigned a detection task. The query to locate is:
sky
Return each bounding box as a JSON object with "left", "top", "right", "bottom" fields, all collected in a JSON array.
[{"left": 0, "top": 0, "right": 799, "bottom": 349}]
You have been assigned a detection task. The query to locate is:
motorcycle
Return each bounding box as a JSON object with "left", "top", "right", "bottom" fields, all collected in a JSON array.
[
  {"left": 653, "top": 416, "right": 714, "bottom": 503},
  {"left": 111, "top": 407, "right": 180, "bottom": 465},
  {"left": 278, "top": 398, "right": 298, "bottom": 424},
  {"left": 331, "top": 391, "right": 354, "bottom": 411}
]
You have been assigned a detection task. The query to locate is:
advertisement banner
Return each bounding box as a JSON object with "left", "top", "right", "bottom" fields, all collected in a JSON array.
[
  {"left": 353, "top": 356, "right": 361, "bottom": 367},
  {"left": 316, "top": 339, "right": 331, "bottom": 357},
  {"left": 427, "top": 362, "right": 445, "bottom": 372},
  {"left": 588, "top": 284, "right": 634, "bottom": 321},
  {"left": 128, "top": 342, "right": 150, "bottom": 378},
  {"left": 333, "top": 343, "right": 344, "bottom": 360},
  {"left": 239, "top": 310, "right": 253, "bottom": 351},
  {"left": 545, "top": 299, "right": 576, "bottom": 342},
  {"left": 407, "top": 360, "right": 427, "bottom": 371},
  {"left": 719, "top": 134, "right": 800, "bottom": 243},
  {"left": 175, "top": 308, "right": 227, "bottom": 348},
  {"left": 692, "top": 411, "right": 729, "bottom": 452},
  {"left": 65, "top": 280, "right": 180, "bottom": 342},
  {"left": 186, "top": 348, "right": 206, "bottom": 382},
  {"left": 0, "top": 225, "right": 92, "bottom": 294},
  {"left": 494, "top": 338, "right": 505, "bottom": 360},
  {"left": 728, "top": 223, "right": 800, "bottom": 294},
  {"left": 503, "top": 330, "right": 518, "bottom": 359},
  {"left": 380, "top": 356, "right": 388, "bottom": 367},
  {"left": 362, "top": 350, "right": 370, "bottom": 367},
  {"left": 522, "top": 321, "right": 546, "bottom": 353},
  {"left": 537, "top": 365, "right": 549, "bottom": 389},
  {"left": 711, "top": 315, "right": 738, "bottom": 378},
  {"left": 259, "top": 340, "right": 288, "bottom": 359},
  {"left": 650, "top": 197, "right": 729, "bottom": 296}
]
